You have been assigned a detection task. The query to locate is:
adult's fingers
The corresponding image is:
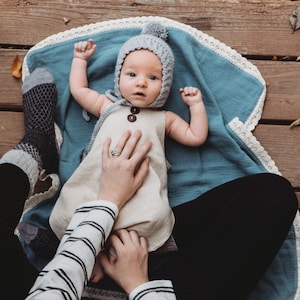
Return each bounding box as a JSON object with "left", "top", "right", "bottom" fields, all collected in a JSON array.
[{"left": 117, "top": 130, "right": 142, "bottom": 159}]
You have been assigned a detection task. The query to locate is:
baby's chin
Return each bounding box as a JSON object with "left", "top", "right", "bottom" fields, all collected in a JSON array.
[{"left": 127, "top": 97, "right": 156, "bottom": 108}]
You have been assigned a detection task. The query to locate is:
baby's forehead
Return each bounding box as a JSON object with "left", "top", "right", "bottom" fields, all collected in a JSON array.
[
  {"left": 124, "top": 49, "right": 160, "bottom": 59},
  {"left": 122, "top": 50, "right": 162, "bottom": 69}
]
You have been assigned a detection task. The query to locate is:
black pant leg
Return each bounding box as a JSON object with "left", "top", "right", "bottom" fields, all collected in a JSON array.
[
  {"left": 152, "top": 173, "right": 298, "bottom": 300},
  {"left": 0, "top": 163, "right": 38, "bottom": 299}
]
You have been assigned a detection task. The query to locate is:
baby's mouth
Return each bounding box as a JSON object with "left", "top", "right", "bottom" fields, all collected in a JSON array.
[{"left": 134, "top": 92, "right": 145, "bottom": 97}]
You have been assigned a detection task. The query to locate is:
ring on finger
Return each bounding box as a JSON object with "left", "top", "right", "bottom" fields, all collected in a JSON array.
[{"left": 110, "top": 149, "right": 121, "bottom": 157}]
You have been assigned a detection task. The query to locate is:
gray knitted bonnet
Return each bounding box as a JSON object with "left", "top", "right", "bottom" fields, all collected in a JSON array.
[{"left": 112, "top": 21, "right": 175, "bottom": 108}]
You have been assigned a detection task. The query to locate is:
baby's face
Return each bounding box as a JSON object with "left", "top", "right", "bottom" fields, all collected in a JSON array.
[{"left": 119, "top": 49, "right": 162, "bottom": 107}]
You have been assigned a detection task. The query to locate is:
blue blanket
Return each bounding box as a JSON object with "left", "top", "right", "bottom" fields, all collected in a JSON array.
[{"left": 21, "top": 16, "right": 300, "bottom": 299}]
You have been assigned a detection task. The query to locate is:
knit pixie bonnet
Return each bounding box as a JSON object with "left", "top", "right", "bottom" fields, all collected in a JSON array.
[{"left": 112, "top": 21, "right": 175, "bottom": 108}]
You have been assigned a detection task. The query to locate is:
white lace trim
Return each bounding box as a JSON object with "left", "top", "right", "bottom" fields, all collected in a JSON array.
[
  {"left": 228, "top": 117, "right": 280, "bottom": 175},
  {"left": 22, "top": 16, "right": 266, "bottom": 131},
  {"left": 15, "top": 173, "right": 60, "bottom": 237},
  {"left": 23, "top": 173, "right": 60, "bottom": 213}
]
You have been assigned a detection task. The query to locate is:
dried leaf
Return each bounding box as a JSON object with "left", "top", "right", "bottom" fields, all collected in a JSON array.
[
  {"left": 63, "top": 17, "right": 70, "bottom": 25},
  {"left": 290, "top": 7, "right": 300, "bottom": 32},
  {"left": 11, "top": 54, "right": 22, "bottom": 78},
  {"left": 289, "top": 118, "right": 300, "bottom": 128}
]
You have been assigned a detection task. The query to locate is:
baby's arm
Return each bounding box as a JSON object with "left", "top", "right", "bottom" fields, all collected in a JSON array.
[
  {"left": 166, "top": 87, "right": 208, "bottom": 147},
  {"left": 70, "top": 39, "right": 105, "bottom": 117}
]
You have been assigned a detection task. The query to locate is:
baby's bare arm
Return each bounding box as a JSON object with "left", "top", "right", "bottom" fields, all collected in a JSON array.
[
  {"left": 70, "top": 39, "right": 105, "bottom": 117},
  {"left": 166, "top": 87, "right": 208, "bottom": 146}
]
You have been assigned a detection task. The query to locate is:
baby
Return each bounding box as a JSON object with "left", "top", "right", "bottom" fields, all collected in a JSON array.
[{"left": 50, "top": 22, "right": 208, "bottom": 252}]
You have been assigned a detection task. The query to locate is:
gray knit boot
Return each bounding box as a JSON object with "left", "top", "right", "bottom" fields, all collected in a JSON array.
[
  {"left": 1, "top": 68, "right": 60, "bottom": 254},
  {"left": 1, "top": 68, "right": 59, "bottom": 195},
  {"left": 16, "top": 68, "right": 59, "bottom": 173}
]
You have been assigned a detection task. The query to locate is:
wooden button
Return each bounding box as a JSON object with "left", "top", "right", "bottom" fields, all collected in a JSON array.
[
  {"left": 127, "top": 114, "right": 137, "bottom": 122},
  {"left": 131, "top": 106, "right": 140, "bottom": 114}
]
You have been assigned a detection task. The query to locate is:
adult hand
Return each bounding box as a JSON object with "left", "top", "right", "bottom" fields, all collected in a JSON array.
[
  {"left": 100, "top": 229, "right": 149, "bottom": 294},
  {"left": 90, "top": 254, "right": 105, "bottom": 284},
  {"left": 98, "top": 130, "right": 152, "bottom": 210}
]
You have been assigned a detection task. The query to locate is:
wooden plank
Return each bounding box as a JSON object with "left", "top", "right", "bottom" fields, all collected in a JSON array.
[
  {"left": 1, "top": 111, "right": 299, "bottom": 189},
  {"left": 253, "top": 124, "right": 300, "bottom": 188},
  {"left": 1, "top": 52, "right": 300, "bottom": 122},
  {"left": 0, "top": 49, "right": 25, "bottom": 109},
  {"left": 0, "top": 0, "right": 299, "bottom": 204},
  {"left": 1, "top": 111, "right": 299, "bottom": 202},
  {"left": 0, "top": 1, "right": 299, "bottom": 56},
  {"left": 253, "top": 60, "right": 300, "bottom": 121},
  {"left": 0, "top": 111, "right": 24, "bottom": 155}
]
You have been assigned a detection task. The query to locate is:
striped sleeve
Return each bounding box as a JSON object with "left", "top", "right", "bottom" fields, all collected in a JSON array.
[
  {"left": 129, "top": 280, "right": 176, "bottom": 300},
  {"left": 25, "top": 200, "right": 118, "bottom": 300}
]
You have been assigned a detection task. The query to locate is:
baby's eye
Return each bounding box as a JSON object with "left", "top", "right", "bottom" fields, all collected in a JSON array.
[
  {"left": 149, "top": 75, "right": 157, "bottom": 80},
  {"left": 129, "top": 72, "right": 136, "bottom": 77}
]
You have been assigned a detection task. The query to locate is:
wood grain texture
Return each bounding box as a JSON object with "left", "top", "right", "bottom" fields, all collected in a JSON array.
[
  {"left": 0, "top": 0, "right": 299, "bottom": 200},
  {"left": 1, "top": 55, "right": 300, "bottom": 121},
  {"left": 0, "top": 1, "right": 299, "bottom": 55}
]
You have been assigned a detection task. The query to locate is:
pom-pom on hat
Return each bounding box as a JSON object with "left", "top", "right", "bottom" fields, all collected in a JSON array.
[{"left": 113, "top": 21, "right": 175, "bottom": 108}]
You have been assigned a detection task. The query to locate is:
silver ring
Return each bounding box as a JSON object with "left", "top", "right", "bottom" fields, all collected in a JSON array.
[{"left": 110, "top": 149, "right": 121, "bottom": 157}]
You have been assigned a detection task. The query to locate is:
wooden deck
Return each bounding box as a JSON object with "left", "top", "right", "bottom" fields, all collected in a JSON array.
[{"left": 0, "top": 0, "right": 299, "bottom": 203}]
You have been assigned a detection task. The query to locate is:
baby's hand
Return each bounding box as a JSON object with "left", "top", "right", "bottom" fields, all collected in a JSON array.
[
  {"left": 179, "top": 86, "right": 203, "bottom": 107},
  {"left": 73, "top": 39, "right": 96, "bottom": 60}
]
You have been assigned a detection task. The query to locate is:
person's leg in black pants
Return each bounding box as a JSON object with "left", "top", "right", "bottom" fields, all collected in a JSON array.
[
  {"left": 152, "top": 173, "right": 298, "bottom": 300},
  {"left": 0, "top": 163, "right": 38, "bottom": 299}
]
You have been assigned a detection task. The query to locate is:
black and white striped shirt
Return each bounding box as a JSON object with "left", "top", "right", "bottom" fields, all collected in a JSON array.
[{"left": 26, "top": 200, "right": 176, "bottom": 300}]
